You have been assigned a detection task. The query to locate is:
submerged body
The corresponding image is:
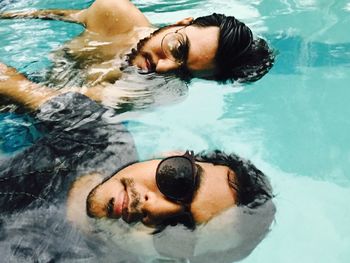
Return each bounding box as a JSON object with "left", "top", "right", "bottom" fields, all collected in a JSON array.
[{"left": 0, "top": 61, "right": 275, "bottom": 262}]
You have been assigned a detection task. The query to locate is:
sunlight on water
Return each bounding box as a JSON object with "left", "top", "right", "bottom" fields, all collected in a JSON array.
[{"left": 0, "top": 0, "right": 349, "bottom": 262}]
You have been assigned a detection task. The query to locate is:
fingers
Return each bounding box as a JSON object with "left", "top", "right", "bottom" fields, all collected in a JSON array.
[
  {"left": 0, "top": 62, "right": 10, "bottom": 81},
  {"left": 0, "top": 62, "right": 8, "bottom": 73},
  {"left": 174, "top": 17, "right": 194, "bottom": 26}
]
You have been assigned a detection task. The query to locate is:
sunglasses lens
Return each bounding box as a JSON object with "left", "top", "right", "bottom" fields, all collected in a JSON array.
[
  {"left": 161, "top": 33, "right": 185, "bottom": 63},
  {"left": 156, "top": 156, "right": 195, "bottom": 201}
]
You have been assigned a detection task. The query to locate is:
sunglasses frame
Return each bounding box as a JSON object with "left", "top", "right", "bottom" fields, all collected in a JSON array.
[{"left": 160, "top": 26, "right": 189, "bottom": 66}]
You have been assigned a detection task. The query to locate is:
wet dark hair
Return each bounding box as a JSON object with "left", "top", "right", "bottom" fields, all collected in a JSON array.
[
  {"left": 156, "top": 150, "right": 273, "bottom": 232},
  {"left": 192, "top": 13, "right": 275, "bottom": 83},
  {"left": 194, "top": 150, "right": 274, "bottom": 208}
]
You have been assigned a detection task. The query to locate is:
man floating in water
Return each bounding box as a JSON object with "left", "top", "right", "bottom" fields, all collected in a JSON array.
[
  {"left": 0, "top": 62, "right": 275, "bottom": 262},
  {"left": 0, "top": 0, "right": 274, "bottom": 87}
]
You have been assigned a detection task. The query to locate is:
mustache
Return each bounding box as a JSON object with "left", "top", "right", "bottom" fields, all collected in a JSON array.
[
  {"left": 120, "top": 178, "right": 140, "bottom": 211},
  {"left": 125, "top": 32, "right": 152, "bottom": 65},
  {"left": 125, "top": 25, "right": 174, "bottom": 65},
  {"left": 120, "top": 177, "right": 144, "bottom": 224}
]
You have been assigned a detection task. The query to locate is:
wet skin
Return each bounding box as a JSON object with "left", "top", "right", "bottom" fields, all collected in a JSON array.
[
  {"left": 131, "top": 25, "right": 220, "bottom": 77},
  {"left": 86, "top": 159, "right": 237, "bottom": 227},
  {"left": 0, "top": 1, "right": 221, "bottom": 84}
]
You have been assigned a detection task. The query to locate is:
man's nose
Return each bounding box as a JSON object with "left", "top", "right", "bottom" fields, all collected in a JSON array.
[
  {"left": 155, "top": 59, "right": 178, "bottom": 73},
  {"left": 140, "top": 190, "right": 182, "bottom": 224},
  {"left": 141, "top": 190, "right": 158, "bottom": 212}
]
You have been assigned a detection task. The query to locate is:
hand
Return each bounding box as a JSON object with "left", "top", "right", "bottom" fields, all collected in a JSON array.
[
  {"left": 0, "top": 62, "right": 8, "bottom": 76},
  {"left": 0, "top": 62, "right": 16, "bottom": 81},
  {"left": 0, "top": 62, "right": 57, "bottom": 110},
  {"left": 0, "top": 62, "right": 10, "bottom": 83}
]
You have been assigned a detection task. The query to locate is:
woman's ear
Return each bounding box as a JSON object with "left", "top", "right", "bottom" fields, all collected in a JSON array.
[{"left": 174, "top": 17, "right": 194, "bottom": 26}]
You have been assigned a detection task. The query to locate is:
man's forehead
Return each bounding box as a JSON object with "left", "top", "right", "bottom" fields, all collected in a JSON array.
[
  {"left": 189, "top": 163, "right": 236, "bottom": 223},
  {"left": 185, "top": 26, "right": 219, "bottom": 72}
]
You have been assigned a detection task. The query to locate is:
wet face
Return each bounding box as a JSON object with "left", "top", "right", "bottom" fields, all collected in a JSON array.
[
  {"left": 86, "top": 159, "right": 236, "bottom": 228},
  {"left": 128, "top": 23, "right": 219, "bottom": 78}
]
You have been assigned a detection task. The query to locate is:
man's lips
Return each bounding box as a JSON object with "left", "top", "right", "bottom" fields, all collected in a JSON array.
[
  {"left": 121, "top": 191, "right": 129, "bottom": 222},
  {"left": 113, "top": 190, "right": 125, "bottom": 218},
  {"left": 107, "top": 187, "right": 133, "bottom": 223},
  {"left": 107, "top": 190, "right": 127, "bottom": 220},
  {"left": 107, "top": 183, "right": 143, "bottom": 224},
  {"left": 145, "top": 57, "right": 151, "bottom": 71},
  {"left": 143, "top": 53, "right": 155, "bottom": 72}
]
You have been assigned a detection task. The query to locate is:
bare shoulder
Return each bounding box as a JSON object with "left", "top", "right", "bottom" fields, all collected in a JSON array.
[{"left": 84, "top": 0, "right": 151, "bottom": 36}]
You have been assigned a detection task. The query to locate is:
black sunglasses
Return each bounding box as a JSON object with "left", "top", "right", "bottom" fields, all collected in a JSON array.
[{"left": 155, "top": 150, "right": 198, "bottom": 204}]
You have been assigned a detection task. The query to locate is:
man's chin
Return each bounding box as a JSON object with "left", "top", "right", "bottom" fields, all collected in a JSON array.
[
  {"left": 66, "top": 173, "right": 104, "bottom": 232},
  {"left": 125, "top": 46, "right": 139, "bottom": 65},
  {"left": 128, "top": 55, "right": 146, "bottom": 72}
]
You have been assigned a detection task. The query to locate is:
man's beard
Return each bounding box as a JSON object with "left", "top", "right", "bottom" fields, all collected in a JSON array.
[
  {"left": 125, "top": 25, "right": 193, "bottom": 82},
  {"left": 125, "top": 26, "right": 174, "bottom": 67},
  {"left": 125, "top": 34, "right": 150, "bottom": 66}
]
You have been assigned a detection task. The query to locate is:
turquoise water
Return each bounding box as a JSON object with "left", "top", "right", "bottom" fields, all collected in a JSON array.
[{"left": 1, "top": 0, "right": 350, "bottom": 262}]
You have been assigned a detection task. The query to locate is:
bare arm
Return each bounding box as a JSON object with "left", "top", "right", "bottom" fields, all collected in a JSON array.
[
  {"left": 0, "top": 63, "right": 60, "bottom": 110},
  {"left": 0, "top": 62, "right": 115, "bottom": 110},
  {"left": 1, "top": 0, "right": 151, "bottom": 35},
  {"left": 0, "top": 9, "right": 87, "bottom": 25}
]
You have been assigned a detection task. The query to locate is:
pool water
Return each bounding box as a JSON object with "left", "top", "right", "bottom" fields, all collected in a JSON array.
[{"left": 1, "top": 0, "right": 350, "bottom": 262}]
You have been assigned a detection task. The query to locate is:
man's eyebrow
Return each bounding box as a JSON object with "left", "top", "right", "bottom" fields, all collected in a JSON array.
[
  {"left": 192, "top": 164, "right": 203, "bottom": 200},
  {"left": 182, "top": 34, "right": 190, "bottom": 65}
]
